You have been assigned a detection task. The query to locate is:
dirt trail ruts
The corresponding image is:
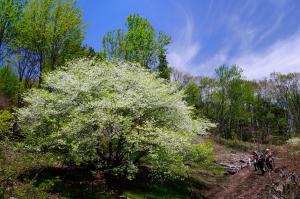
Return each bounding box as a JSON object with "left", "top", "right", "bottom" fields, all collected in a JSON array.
[
  {"left": 207, "top": 168, "right": 272, "bottom": 199},
  {"left": 203, "top": 144, "right": 274, "bottom": 199},
  {"left": 200, "top": 144, "right": 300, "bottom": 199}
]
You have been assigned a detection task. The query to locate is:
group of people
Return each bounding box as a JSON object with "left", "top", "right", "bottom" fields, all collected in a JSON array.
[{"left": 250, "top": 148, "right": 274, "bottom": 174}]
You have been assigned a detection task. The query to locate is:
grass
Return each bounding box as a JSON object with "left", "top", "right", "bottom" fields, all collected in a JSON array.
[
  {"left": 0, "top": 142, "right": 205, "bottom": 199},
  {"left": 208, "top": 166, "right": 228, "bottom": 175},
  {"left": 214, "top": 137, "right": 255, "bottom": 152},
  {"left": 123, "top": 182, "right": 193, "bottom": 199},
  {"left": 0, "top": 139, "right": 225, "bottom": 199},
  {"left": 0, "top": 141, "right": 118, "bottom": 199}
]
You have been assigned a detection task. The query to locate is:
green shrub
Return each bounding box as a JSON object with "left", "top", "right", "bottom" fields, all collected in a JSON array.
[
  {"left": 187, "top": 142, "right": 214, "bottom": 167},
  {"left": 0, "top": 110, "right": 13, "bottom": 139},
  {"left": 214, "top": 137, "right": 254, "bottom": 152},
  {"left": 0, "top": 142, "right": 55, "bottom": 198},
  {"left": 286, "top": 137, "right": 300, "bottom": 151},
  {"left": 272, "top": 135, "right": 287, "bottom": 145},
  {"left": 0, "top": 66, "right": 18, "bottom": 98}
]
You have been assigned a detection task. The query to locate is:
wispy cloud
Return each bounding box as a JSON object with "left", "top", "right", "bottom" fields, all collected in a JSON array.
[
  {"left": 231, "top": 31, "right": 300, "bottom": 79},
  {"left": 168, "top": 11, "right": 200, "bottom": 72},
  {"left": 192, "top": 50, "right": 229, "bottom": 77},
  {"left": 256, "top": 14, "right": 284, "bottom": 43},
  {"left": 190, "top": 28, "right": 300, "bottom": 80},
  {"left": 227, "top": 16, "right": 259, "bottom": 51},
  {"left": 167, "top": 0, "right": 298, "bottom": 80},
  {"left": 268, "top": 0, "right": 289, "bottom": 8},
  {"left": 191, "top": 1, "right": 291, "bottom": 79}
]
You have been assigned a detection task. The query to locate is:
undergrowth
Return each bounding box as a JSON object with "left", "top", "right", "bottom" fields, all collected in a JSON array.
[{"left": 0, "top": 140, "right": 216, "bottom": 199}]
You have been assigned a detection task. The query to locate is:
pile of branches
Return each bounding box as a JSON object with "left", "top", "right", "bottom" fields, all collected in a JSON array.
[{"left": 267, "top": 169, "right": 300, "bottom": 199}]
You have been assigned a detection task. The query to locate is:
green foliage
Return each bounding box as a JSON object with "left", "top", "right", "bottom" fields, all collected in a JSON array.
[
  {"left": 17, "top": 59, "right": 214, "bottom": 180},
  {"left": 157, "top": 52, "right": 172, "bottom": 80},
  {"left": 124, "top": 182, "right": 191, "bottom": 199},
  {"left": 187, "top": 142, "right": 214, "bottom": 166},
  {"left": 184, "top": 81, "right": 200, "bottom": 108},
  {"left": 287, "top": 137, "right": 300, "bottom": 151},
  {"left": 189, "top": 65, "right": 300, "bottom": 142},
  {"left": 271, "top": 135, "right": 288, "bottom": 145},
  {"left": 214, "top": 137, "right": 255, "bottom": 152},
  {"left": 15, "top": 0, "right": 85, "bottom": 84},
  {"left": 269, "top": 73, "right": 300, "bottom": 135},
  {"left": 0, "top": 65, "right": 18, "bottom": 98},
  {"left": 0, "top": 142, "right": 55, "bottom": 198},
  {"left": 0, "top": 110, "right": 13, "bottom": 139},
  {"left": 125, "top": 142, "right": 214, "bottom": 199},
  {"left": 102, "top": 14, "right": 172, "bottom": 72},
  {"left": 0, "top": 0, "right": 22, "bottom": 62},
  {"left": 214, "top": 65, "right": 247, "bottom": 138}
]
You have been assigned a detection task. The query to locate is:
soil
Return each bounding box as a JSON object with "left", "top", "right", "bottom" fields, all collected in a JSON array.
[
  {"left": 201, "top": 144, "right": 300, "bottom": 199},
  {"left": 206, "top": 167, "right": 270, "bottom": 199}
]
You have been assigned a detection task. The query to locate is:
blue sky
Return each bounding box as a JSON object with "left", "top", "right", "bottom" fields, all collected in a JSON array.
[{"left": 78, "top": 0, "right": 300, "bottom": 79}]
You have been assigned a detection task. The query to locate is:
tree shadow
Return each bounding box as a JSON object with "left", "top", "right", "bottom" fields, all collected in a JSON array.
[
  {"left": 17, "top": 166, "right": 205, "bottom": 199},
  {"left": 18, "top": 166, "right": 113, "bottom": 199}
]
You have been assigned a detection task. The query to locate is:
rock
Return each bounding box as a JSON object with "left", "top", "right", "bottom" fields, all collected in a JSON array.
[
  {"left": 228, "top": 169, "right": 238, "bottom": 175},
  {"left": 275, "top": 184, "right": 283, "bottom": 193}
]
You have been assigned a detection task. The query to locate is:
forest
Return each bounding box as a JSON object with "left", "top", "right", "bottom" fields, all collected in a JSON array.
[{"left": 0, "top": 0, "right": 299, "bottom": 198}]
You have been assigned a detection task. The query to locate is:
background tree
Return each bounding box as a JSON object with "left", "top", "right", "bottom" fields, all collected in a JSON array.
[
  {"left": 174, "top": 65, "right": 300, "bottom": 143},
  {"left": 171, "top": 68, "right": 194, "bottom": 89},
  {"left": 269, "top": 73, "right": 300, "bottom": 136},
  {"left": 157, "top": 50, "right": 173, "bottom": 80},
  {"left": 0, "top": 0, "right": 22, "bottom": 64},
  {"left": 214, "top": 65, "right": 242, "bottom": 138},
  {"left": 0, "top": 66, "right": 18, "bottom": 98},
  {"left": 198, "top": 76, "right": 216, "bottom": 117},
  {"left": 184, "top": 81, "right": 200, "bottom": 108},
  {"left": 14, "top": 0, "right": 85, "bottom": 85},
  {"left": 102, "top": 14, "right": 172, "bottom": 78},
  {"left": 156, "top": 32, "right": 173, "bottom": 79}
]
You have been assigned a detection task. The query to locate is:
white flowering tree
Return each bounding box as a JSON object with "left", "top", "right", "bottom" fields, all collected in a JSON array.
[{"left": 18, "top": 59, "right": 214, "bottom": 179}]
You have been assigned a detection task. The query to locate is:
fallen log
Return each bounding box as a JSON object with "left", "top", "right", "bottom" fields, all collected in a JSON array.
[{"left": 217, "top": 162, "right": 240, "bottom": 174}]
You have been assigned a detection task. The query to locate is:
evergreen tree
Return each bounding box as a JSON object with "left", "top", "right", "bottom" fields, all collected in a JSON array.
[
  {"left": 0, "top": 66, "right": 18, "bottom": 98},
  {"left": 157, "top": 52, "right": 172, "bottom": 80}
]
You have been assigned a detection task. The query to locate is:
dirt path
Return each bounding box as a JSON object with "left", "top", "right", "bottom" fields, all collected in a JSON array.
[
  {"left": 202, "top": 144, "right": 274, "bottom": 199},
  {"left": 207, "top": 168, "right": 271, "bottom": 199},
  {"left": 200, "top": 143, "right": 300, "bottom": 199}
]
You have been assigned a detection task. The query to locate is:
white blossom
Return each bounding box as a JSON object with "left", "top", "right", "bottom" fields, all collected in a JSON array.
[{"left": 18, "top": 59, "right": 215, "bottom": 178}]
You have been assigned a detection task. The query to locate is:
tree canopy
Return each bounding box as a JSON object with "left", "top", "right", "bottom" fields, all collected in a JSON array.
[
  {"left": 0, "top": 0, "right": 22, "bottom": 63},
  {"left": 101, "top": 14, "right": 172, "bottom": 79},
  {"left": 14, "top": 0, "right": 85, "bottom": 84},
  {"left": 184, "top": 81, "right": 201, "bottom": 108},
  {"left": 17, "top": 59, "right": 214, "bottom": 179},
  {"left": 173, "top": 65, "right": 300, "bottom": 143},
  {"left": 0, "top": 66, "right": 18, "bottom": 98}
]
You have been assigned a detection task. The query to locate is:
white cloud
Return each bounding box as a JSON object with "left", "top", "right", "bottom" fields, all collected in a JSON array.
[
  {"left": 227, "top": 16, "right": 259, "bottom": 51},
  {"left": 192, "top": 50, "right": 229, "bottom": 76},
  {"left": 167, "top": 12, "right": 200, "bottom": 72},
  {"left": 188, "top": 31, "right": 300, "bottom": 80},
  {"left": 231, "top": 31, "right": 300, "bottom": 79},
  {"left": 167, "top": 0, "right": 297, "bottom": 80}
]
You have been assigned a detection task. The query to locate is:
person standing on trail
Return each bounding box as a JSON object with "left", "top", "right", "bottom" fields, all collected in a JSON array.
[
  {"left": 264, "top": 148, "right": 273, "bottom": 170},
  {"left": 250, "top": 151, "right": 259, "bottom": 171},
  {"left": 254, "top": 150, "right": 267, "bottom": 174}
]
